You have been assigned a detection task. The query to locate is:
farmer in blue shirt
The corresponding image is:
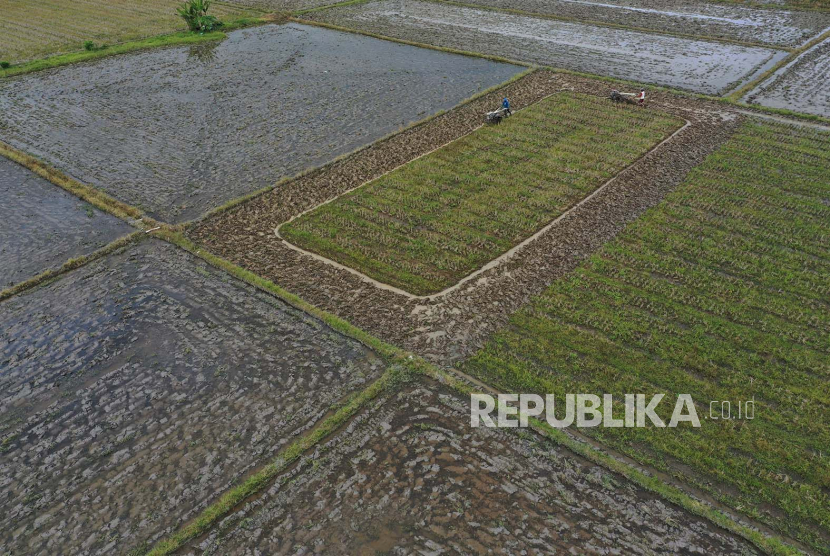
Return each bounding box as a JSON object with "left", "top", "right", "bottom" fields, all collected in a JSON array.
[{"left": 502, "top": 97, "right": 512, "bottom": 116}]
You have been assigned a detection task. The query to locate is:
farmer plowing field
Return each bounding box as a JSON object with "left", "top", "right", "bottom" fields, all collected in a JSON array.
[
  {"left": 610, "top": 89, "right": 646, "bottom": 105},
  {"left": 485, "top": 97, "right": 513, "bottom": 123}
]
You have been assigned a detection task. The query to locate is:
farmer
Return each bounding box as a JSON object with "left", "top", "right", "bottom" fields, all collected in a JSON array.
[
  {"left": 636, "top": 89, "right": 646, "bottom": 105},
  {"left": 502, "top": 97, "right": 512, "bottom": 115}
]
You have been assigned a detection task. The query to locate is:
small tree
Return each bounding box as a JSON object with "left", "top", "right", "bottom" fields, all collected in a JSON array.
[{"left": 177, "top": 0, "right": 221, "bottom": 33}]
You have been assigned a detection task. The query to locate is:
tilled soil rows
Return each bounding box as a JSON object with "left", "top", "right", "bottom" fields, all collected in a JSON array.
[
  {"left": 452, "top": 0, "right": 830, "bottom": 47},
  {"left": 302, "top": 0, "right": 788, "bottom": 95},
  {"left": 190, "top": 70, "right": 742, "bottom": 365},
  {"left": 187, "top": 378, "right": 760, "bottom": 555},
  {"left": 745, "top": 36, "right": 830, "bottom": 117},
  {"left": 0, "top": 155, "right": 133, "bottom": 289},
  {"left": 0, "top": 239, "right": 385, "bottom": 555},
  {"left": 0, "top": 23, "right": 521, "bottom": 223}
]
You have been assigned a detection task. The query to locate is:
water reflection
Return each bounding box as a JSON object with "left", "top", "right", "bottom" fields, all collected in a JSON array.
[{"left": 189, "top": 41, "right": 219, "bottom": 65}]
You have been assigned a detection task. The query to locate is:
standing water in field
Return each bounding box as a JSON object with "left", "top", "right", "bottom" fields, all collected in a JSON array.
[{"left": 0, "top": 23, "right": 522, "bottom": 223}]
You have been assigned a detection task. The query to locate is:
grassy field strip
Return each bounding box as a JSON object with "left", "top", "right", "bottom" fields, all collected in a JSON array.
[
  {"left": 0, "top": 16, "right": 277, "bottom": 78},
  {"left": 269, "top": 90, "right": 553, "bottom": 297},
  {"left": 461, "top": 118, "right": 830, "bottom": 551},
  {"left": 278, "top": 111, "right": 690, "bottom": 301},
  {"left": 0, "top": 0, "right": 261, "bottom": 64},
  {"left": 272, "top": 118, "right": 494, "bottom": 298},
  {"left": 282, "top": 93, "right": 683, "bottom": 295},
  {"left": 422, "top": 0, "right": 791, "bottom": 51},
  {"left": 728, "top": 26, "right": 830, "bottom": 101}
]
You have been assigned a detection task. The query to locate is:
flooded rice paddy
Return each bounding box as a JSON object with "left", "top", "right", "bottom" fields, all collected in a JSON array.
[
  {"left": 457, "top": 0, "right": 830, "bottom": 47},
  {"left": 0, "top": 156, "right": 132, "bottom": 289},
  {"left": 0, "top": 239, "right": 385, "bottom": 555},
  {"left": 305, "top": 0, "right": 788, "bottom": 95},
  {"left": 0, "top": 23, "right": 522, "bottom": 223},
  {"left": 188, "top": 380, "right": 759, "bottom": 555}
]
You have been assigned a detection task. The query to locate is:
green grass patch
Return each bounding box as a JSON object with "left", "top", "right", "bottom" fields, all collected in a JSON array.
[
  {"left": 0, "top": 14, "right": 279, "bottom": 79},
  {"left": 461, "top": 119, "right": 830, "bottom": 552},
  {"left": 0, "top": 0, "right": 261, "bottom": 65},
  {"left": 282, "top": 93, "right": 682, "bottom": 295}
]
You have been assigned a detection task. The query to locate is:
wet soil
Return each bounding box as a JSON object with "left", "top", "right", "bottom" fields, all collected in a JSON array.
[
  {"left": 0, "top": 155, "right": 132, "bottom": 289},
  {"left": 302, "top": 0, "right": 787, "bottom": 94},
  {"left": 224, "top": 0, "right": 345, "bottom": 11},
  {"left": 187, "top": 379, "right": 759, "bottom": 555},
  {"left": 190, "top": 70, "right": 742, "bottom": 366},
  {"left": 457, "top": 0, "right": 830, "bottom": 47},
  {"left": 745, "top": 36, "right": 830, "bottom": 117},
  {"left": 0, "top": 23, "right": 521, "bottom": 223},
  {"left": 0, "top": 239, "right": 385, "bottom": 555}
]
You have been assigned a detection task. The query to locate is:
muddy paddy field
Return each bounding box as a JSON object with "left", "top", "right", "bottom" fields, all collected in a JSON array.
[
  {"left": 303, "top": 0, "right": 787, "bottom": 95},
  {"left": 0, "top": 239, "right": 385, "bottom": 555},
  {"left": 0, "top": 23, "right": 521, "bottom": 223},
  {"left": 455, "top": 0, "right": 830, "bottom": 47},
  {"left": 0, "top": 156, "right": 132, "bottom": 289},
  {"left": 745, "top": 36, "right": 830, "bottom": 117},
  {"left": 188, "top": 378, "right": 758, "bottom": 555}
]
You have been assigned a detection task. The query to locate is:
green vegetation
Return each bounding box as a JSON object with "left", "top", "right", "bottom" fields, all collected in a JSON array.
[
  {"left": 0, "top": 0, "right": 259, "bottom": 64},
  {"left": 282, "top": 93, "right": 682, "bottom": 295},
  {"left": 462, "top": 119, "right": 830, "bottom": 551},
  {"left": 177, "top": 0, "right": 221, "bottom": 32}
]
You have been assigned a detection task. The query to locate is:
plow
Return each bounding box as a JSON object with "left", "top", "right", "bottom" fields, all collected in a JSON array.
[
  {"left": 485, "top": 106, "right": 511, "bottom": 124},
  {"left": 610, "top": 89, "right": 646, "bottom": 105}
]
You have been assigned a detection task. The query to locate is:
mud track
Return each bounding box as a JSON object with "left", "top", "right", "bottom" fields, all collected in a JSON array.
[
  {"left": 0, "top": 239, "right": 385, "bottom": 555},
  {"left": 187, "top": 378, "right": 759, "bottom": 555},
  {"left": 190, "top": 70, "right": 742, "bottom": 365}
]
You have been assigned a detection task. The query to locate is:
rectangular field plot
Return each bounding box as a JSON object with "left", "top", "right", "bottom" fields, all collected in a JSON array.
[
  {"left": 0, "top": 23, "right": 522, "bottom": 223},
  {"left": 0, "top": 156, "right": 132, "bottom": 288},
  {"left": 745, "top": 37, "right": 830, "bottom": 117},
  {"left": 0, "top": 0, "right": 259, "bottom": 63},
  {"left": 189, "top": 380, "right": 758, "bottom": 555},
  {"left": 454, "top": 0, "right": 830, "bottom": 47},
  {"left": 462, "top": 120, "right": 830, "bottom": 550},
  {"left": 281, "top": 93, "right": 683, "bottom": 296},
  {"left": 304, "top": 0, "right": 787, "bottom": 95},
  {"left": 0, "top": 239, "right": 384, "bottom": 555}
]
